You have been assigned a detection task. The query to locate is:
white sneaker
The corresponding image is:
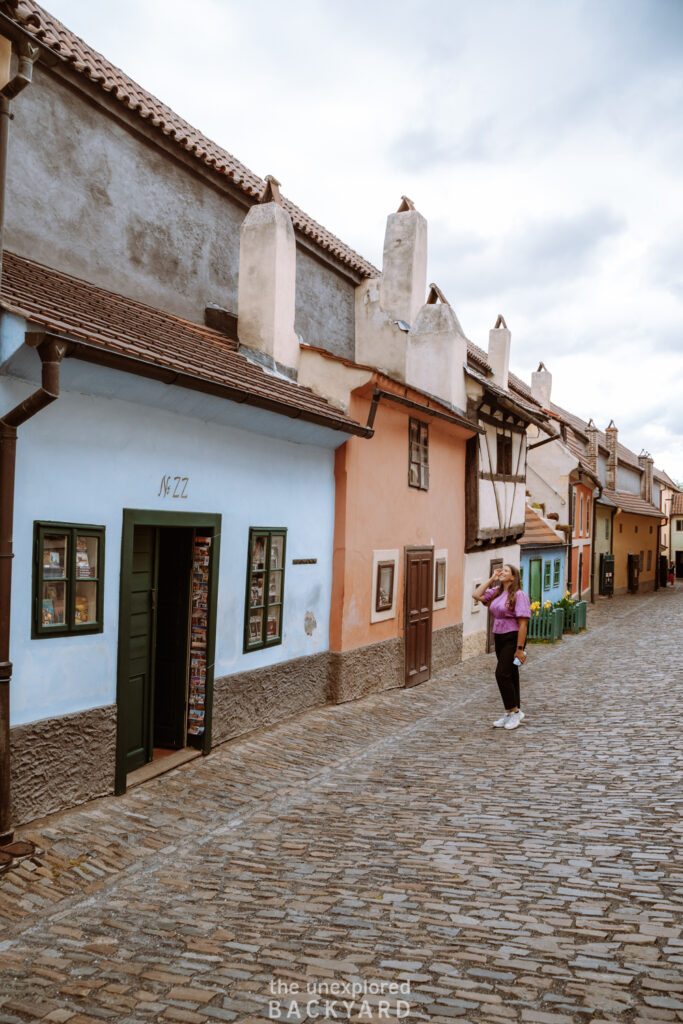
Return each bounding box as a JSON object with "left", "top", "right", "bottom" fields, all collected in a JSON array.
[
  {"left": 504, "top": 711, "right": 522, "bottom": 730},
  {"left": 493, "top": 713, "right": 510, "bottom": 728},
  {"left": 518, "top": 710, "right": 525, "bottom": 721}
]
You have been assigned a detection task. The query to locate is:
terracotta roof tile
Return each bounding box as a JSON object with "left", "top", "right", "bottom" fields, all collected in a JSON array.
[
  {"left": 466, "top": 341, "right": 491, "bottom": 374},
  {"left": 671, "top": 492, "right": 683, "bottom": 515},
  {"left": 601, "top": 488, "right": 665, "bottom": 519},
  {"left": 0, "top": 251, "right": 368, "bottom": 436},
  {"left": 2, "top": 0, "right": 379, "bottom": 280},
  {"left": 519, "top": 505, "right": 565, "bottom": 548}
]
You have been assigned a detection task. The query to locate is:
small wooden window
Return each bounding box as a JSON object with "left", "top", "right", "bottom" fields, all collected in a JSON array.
[
  {"left": 33, "top": 522, "right": 105, "bottom": 638},
  {"left": 647, "top": 549, "right": 652, "bottom": 571},
  {"left": 543, "top": 561, "right": 551, "bottom": 590},
  {"left": 244, "top": 528, "right": 286, "bottom": 652},
  {"left": 605, "top": 519, "right": 610, "bottom": 539},
  {"left": 434, "top": 558, "right": 446, "bottom": 603},
  {"left": 677, "top": 520, "right": 683, "bottom": 532},
  {"left": 553, "top": 559, "right": 561, "bottom": 587},
  {"left": 408, "top": 418, "right": 429, "bottom": 490},
  {"left": 375, "top": 561, "right": 395, "bottom": 612},
  {"left": 496, "top": 432, "right": 512, "bottom": 476},
  {"left": 639, "top": 550, "right": 644, "bottom": 571}
]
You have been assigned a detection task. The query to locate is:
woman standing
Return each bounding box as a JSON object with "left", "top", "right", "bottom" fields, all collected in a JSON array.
[{"left": 473, "top": 565, "right": 531, "bottom": 731}]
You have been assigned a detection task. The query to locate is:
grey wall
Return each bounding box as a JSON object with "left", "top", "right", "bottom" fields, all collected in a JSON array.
[
  {"left": 295, "top": 248, "right": 355, "bottom": 360},
  {"left": 617, "top": 464, "right": 641, "bottom": 495},
  {"left": 6, "top": 64, "right": 356, "bottom": 361}
]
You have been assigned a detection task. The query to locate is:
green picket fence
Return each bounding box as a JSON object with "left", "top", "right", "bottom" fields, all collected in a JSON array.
[
  {"left": 563, "top": 600, "right": 587, "bottom": 634},
  {"left": 528, "top": 607, "right": 564, "bottom": 643}
]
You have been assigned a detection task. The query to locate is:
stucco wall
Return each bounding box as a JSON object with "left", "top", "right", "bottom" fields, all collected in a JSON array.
[
  {"left": 6, "top": 65, "right": 356, "bottom": 358},
  {"left": 330, "top": 391, "right": 469, "bottom": 654},
  {"left": 1, "top": 368, "right": 337, "bottom": 730},
  {"left": 612, "top": 512, "right": 659, "bottom": 594}
]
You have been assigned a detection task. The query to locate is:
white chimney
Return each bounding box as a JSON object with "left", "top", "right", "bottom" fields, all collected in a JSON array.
[
  {"left": 488, "top": 315, "right": 511, "bottom": 390},
  {"left": 405, "top": 285, "right": 467, "bottom": 411},
  {"left": 379, "top": 196, "right": 427, "bottom": 326},
  {"left": 237, "top": 175, "right": 299, "bottom": 374},
  {"left": 531, "top": 360, "right": 552, "bottom": 408}
]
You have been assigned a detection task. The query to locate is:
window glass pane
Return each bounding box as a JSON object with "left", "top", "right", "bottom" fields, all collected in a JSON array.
[
  {"left": 268, "top": 571, "right": 282, "bottom": 603},
  {"left": 43, "top": 534, "right": 68, "bottom": 579},
  {"left": 266, "top": 606, "right": 281, "bottom": 639},
  {"left": 270, "top": 535, "right": 285, "bottom": 570},
  {"left": 251, "top": 534, "right": 268, "bottom": 570},
  {"left": 435, "top": 559, "right": 446, "bottom": 601},
  {"left": 409, "top": 463, "right": 420, "bottom": 487},
  {"left": 42, "top": 581, "right": 66, "bottom": 625},
  {"left": 75, "top": 581, "right": 97, "bottom": 624},
  {"left": 248, "top": 609, "right": 263, "bottom": 644},
  {"left": 76, "top": 535, "right": 98, "bottom": 578},
  {"left": 250, "top": 574, "right": 265, "bottom": 607}
]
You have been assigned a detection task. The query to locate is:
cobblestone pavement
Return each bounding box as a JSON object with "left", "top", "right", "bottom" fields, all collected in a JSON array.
[{"left": 1, "top": 585, "right": 682, "bottom": 1024}]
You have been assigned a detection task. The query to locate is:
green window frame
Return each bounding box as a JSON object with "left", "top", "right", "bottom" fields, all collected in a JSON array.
[
  {"left": 33, "top": 521, "right": 105, "bottom": 638},
  {"left": 244, "top": 527, "right": 287, "bottom": 652},
  {"left": 519, "top": 565, "right": 524, "bottom": 588},
  {"left": 408, "top": 418, "right": 429, "bottom": 490},
  {"left": 553, "top": 558, "right": 561, "bottom": 588},
  {"left": 543, "top": 560, "right": 551, "bottom": 590}
]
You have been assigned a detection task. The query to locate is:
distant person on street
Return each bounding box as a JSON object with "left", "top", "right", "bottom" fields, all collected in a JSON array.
[
  {"left": 669, "top": 563, "right": 675, "bottom": 585},
  {"left": 473, "top": 565, "right": 531, "bottom": 731}
]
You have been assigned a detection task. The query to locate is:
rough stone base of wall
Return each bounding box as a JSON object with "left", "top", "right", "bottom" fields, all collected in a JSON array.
[
  {"left": 212, "top": 651, "right": 329, "bottom": 746},
  {"left": 431, "top": 623, "right": 463, "bottom": 675},
  {"left": 10, "top": 705, "right": 117, "bottom": 826},
  {"left": 462, "top": 630, "right": 487, "bottom": 661},
  {"left": 329, "top": 636, "right": 403, "bottom": 704}
]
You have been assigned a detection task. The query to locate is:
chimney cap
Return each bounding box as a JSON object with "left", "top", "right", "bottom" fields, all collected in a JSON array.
[
  {"left": 606, "top": 419, "right": 617, "bottom": 430},
  {"left": 397, "top": 195, "right": 416, "bottom": 212},
  {"left": 586, "top": 418, "right": 597, "bottom": 430},
  {"left": 260, "top": 174, "right": 283, "bottom": 206},
  {"left": 494, "top": 314, "right": 508, "bottom": 329},
  {"left": 536, "top": 361, "right": 549, "bottom": 373},
  {"left": 426, "top": 283, "right": 449, "bottom": 305}
]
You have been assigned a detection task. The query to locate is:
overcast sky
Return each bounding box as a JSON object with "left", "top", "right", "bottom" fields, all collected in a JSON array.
[{"left": 45, "top": 0, "right": 683, "bottom": 481}]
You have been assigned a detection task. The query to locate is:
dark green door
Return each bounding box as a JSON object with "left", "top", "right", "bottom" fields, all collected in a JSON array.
[
  {"left": 529, "top": 558, "right": 542, "bottom": 605},
  {"left": 123, "top": 525, "right": 158, "bottom": 774},
  {"left": 153, "top": 528, "right": 192, "bottom": 749}
]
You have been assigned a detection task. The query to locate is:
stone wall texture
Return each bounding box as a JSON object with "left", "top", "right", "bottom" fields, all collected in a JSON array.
[
  {"left": 10, "top": 705, "right": 117, "bottom": 825},
  {"left": 462, "top": 629, "right": 488, "bottom": 661},
  {"left": 431, "top": 623, "right": 463, "bottom": 675},
  {"left": 211, "top": 652, "right": 329, "bottom": 746},
  {"left": 329, "top": 637, "right": 404, "bottom": 703}
]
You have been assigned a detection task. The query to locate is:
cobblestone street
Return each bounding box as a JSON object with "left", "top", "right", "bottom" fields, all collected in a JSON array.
[{"left": 1, "top": 586, "right": 682, "bottom": 1024}]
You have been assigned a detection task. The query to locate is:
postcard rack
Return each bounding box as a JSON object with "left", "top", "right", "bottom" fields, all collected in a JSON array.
[{"left": 187, "top": 532, "right": 211, "bottom": 743}]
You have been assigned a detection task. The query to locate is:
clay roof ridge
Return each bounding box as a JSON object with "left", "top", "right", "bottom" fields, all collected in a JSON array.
[{"left": 4, "top": 0, "right": 379, "bottom": 278}]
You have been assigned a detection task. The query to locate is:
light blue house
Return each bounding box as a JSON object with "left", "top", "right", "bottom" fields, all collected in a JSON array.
[{"left": 519, "top": 504, "right": 567, "bottom": 605}]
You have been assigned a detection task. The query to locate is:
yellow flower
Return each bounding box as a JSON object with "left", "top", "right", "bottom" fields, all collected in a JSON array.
[{"left": 544, "top": 600, "right": 552, "bottom": 609}]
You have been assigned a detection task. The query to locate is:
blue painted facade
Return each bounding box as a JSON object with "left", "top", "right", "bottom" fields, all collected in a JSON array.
[
  {"left": 520, "top": 546, "right": 567, "bottom": 605},
  {"left": 2, "top": 325, "right": 343, "bottom": 731}
]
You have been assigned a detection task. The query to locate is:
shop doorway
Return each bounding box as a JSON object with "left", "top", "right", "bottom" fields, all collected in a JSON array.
[
  {"left": 404, "top": 546, "right": 433, "bottom": 687},
  {"left": 677, "top": 551, "right": 683, "bottom": 579},
  {"left": 115, "top": 510, "right": 221, "bottom": 794}
]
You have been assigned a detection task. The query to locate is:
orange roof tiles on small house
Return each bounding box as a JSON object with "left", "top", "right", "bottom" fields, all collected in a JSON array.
[
  {"left": 0, "top": 250, "right": 371, "bottom": 436},
  {"left": 519, "top": 505, "right": 565, "bottom": 548},
  {"left": 672, "top": 492, "right": 683, "bottom": 516}
]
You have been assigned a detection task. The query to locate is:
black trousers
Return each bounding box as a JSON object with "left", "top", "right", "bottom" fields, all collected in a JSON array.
[{"left": 494, "top": 630, "right": 520, "bottom": 711}]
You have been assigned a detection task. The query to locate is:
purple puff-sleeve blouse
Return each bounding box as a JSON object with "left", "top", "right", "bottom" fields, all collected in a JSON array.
[{"left": 482, "top": 587, "right": 532, "bottom": 634}]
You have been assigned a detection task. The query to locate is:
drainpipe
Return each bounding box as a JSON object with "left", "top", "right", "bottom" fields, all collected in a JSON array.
[
  {"left": 0, "top": 38, "right": 43, "bottom": 846},
  {"left": 566, "top": 479, "right": 579, "bottom": 597},
  {"left": 1, "top": 335, "right": 66, "bottom": 844}
]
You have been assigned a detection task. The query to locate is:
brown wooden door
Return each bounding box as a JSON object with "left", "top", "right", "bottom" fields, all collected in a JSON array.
[{"left": 404, "top": 547, "right": 434, "bottom": 687}]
